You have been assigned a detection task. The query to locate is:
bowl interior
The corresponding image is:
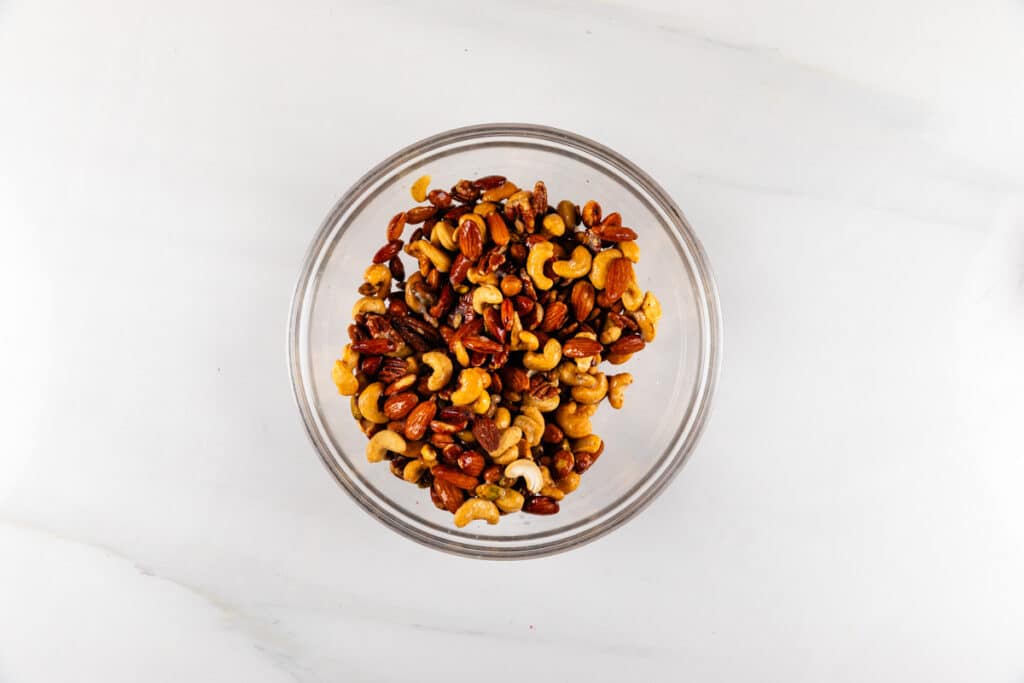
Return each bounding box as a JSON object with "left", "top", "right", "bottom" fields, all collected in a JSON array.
[{"left": 291, "top": 125, "right": 719, "bottom": 558}]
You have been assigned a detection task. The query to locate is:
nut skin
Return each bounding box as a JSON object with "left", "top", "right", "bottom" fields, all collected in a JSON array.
[
  {"left": 404, "top": 400, "right": 437, "bottom": 441},
  {"left": 382, "top": 392, "right": 418, "bottom": 420},
  {"left": 523, "top": 496, "right": 560, "bottom": 515}
]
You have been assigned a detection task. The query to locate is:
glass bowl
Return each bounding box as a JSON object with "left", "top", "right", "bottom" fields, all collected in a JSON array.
[{"left": 288, "top": 123, "right": 721, "bottom": 559}]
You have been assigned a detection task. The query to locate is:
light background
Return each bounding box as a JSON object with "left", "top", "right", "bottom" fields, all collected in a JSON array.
[{"left": 1, "top": 1, "right": 1022, "bottom": 681}]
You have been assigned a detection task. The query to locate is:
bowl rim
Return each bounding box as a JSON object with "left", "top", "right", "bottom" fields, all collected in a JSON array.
[{"left": 288, "top": 122, "right": 722, "bottom": 559}]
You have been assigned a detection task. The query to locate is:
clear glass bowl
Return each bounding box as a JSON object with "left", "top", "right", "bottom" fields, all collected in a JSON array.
[{"left": 288, "top": 124, "right": 722, "bottom": 559}]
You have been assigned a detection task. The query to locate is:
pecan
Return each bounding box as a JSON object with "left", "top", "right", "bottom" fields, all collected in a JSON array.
[
  {"left": 386, "top": 211, "right": 407, "bottom": 242},
  {"left": 523, "top": 496, "right": 560, "bottom": 515},
  {"left": 383, "top": 392, "right": 418, "bottom": 420},
  {"left": 428, "top": 283, "right": 455, "bottom": 320},
  {"left": 384, "top": 373, "right": 416, "bottom": 396},
  {"left": 373, "top": 240, "right": 403, "bottom": 264},
  {"left": 430, "top": 464, "right": 479, "bottom": 490},
  {"left": 431, "top": 478, "right": 464, "bottom": 513},
  {"left": 540, "top": 301, "right": 569, "bottom": 332},
  {"left": 471, "top": 415, "right": 500, "bottom": 452},
  {"left": 350, "top": 338, "right": 396, "bottom": 354},
  {"left": 531, "top": 181, "right": 548, "bottom": 216},
  {"left": 457, "top": 450, "right": 486, "bottom": 477},
  {"left": 429, "top": 419, "right": 461, "bottom": 435},
  {"left": 481, "top": 247, "right": 505, "bottom": 274},
  {"left": 610, "top": 334, "right": 645, "bottom": 354},
  {"left": 458, "top": 219, "right": 483, "bottom": 260},
  {"left": 451, "top": 179, "right": 479, "bottom": 203},
  {"left": 359, "top": 354, "right": 382, "bottom": 376},
  {"left": 395, "top": 314, "right": 442, "bottom": 345},
  {"left": 570, "top": 281, "right": 595, "bottom": 321},
  {"left": 529, "top": 382, "right": 559, "bottom": 400},
  {"left": 377, "top": 358, "right": 409, "bottom": 384},
  {"left": 348, "top": 324, "right": 366, "bottom": 342},
  {"left": 562, "top": 337, "right": 603, "bottom": 358},
  {"left": 404, "top": 400, "right": 437, "bottom": 441}
]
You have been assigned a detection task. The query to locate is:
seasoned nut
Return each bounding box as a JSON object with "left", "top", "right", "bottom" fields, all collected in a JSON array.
[
  {"left": 457, "top": 450, "right": 486, "bottom": 477},
  {"left": 500, "top": 274, "right": 522, "bottom": 297},
  {"left": 457, "top": 219, "right": 483, "bottom": 260},
  {"left": 352, "top": 297, "right": 386, "bottom": 317},
  {"left": 604, "top": 257, "right": 634, "bottom": 302},
  {"left": 432, "top": 477, "right": 464, "bottom": 513},
  {"left": 523, "top": 338, "right": 562, "bottom": 371},
  {"left": 620, "top": 240, "right": 640, "bottom": 262},
  {"left": 331, "top": 357, "right": 359, "bottom": 396},
  {"left": 357, "top": 382, "right": 389, "bottom": 424},
  {"left": 594, "top": 224, "right": 638, "bottom": 242},
  {"left": 556, "top": 471, "right": 581, "bottom": 494},
  {"left": 372, "top": 240, "right": 403, "bottom": 265},
  {"left": 540, "top": 301, "right": 569, "bottom": 332},
  {"left": 525, "top": 241, "right": 555, "bottom": 290},
  {"left": 405, "top": 239, "right": 451, "bottom": 273},
  {"left": 386, "top": 211, "right": 407, "bottom": 241},
  {"left": 562, "top": 337, "right": 603, "bottom": 358},
  {"left": 589, "top": 248, "right": 623, "bottom": 289},
  {"left": 410, "top": 174, "right": 431, "bottom": 202},
  {"left": 574, "top": 450, "right": 601, "bottom": 473},
  {"left": 450, "top": 368, "right": 491, "bottom": 406},
  {"left": 552, "top": 245, "right": 593, "bottom": 280},
  {"left": 421, "top": 350, "right": 453, "bottom": 391},
  {"left": 505, "top": 459, "right": 543, "bottom": 493},
  {"left": 366, "top": 429, "right": 406, "bottom": 463},
  {"left": 472, "top": 174, "right": 507, "bottom": 190},
  {"left": 541, "top": 213, "right": 566, "bottom": 237},
  {"left": 555, "top": 401, "right": 596, "bottom": 439},
  {"left": 572, "top": 434, "right": 604, "bottom": 457},
  {"left": 608, "top": 373, "right": 633, "bottom": 409},
  {"left": 404, "top": 400, "right": 437, "bottom": 441},
  {"left": 486, "top": 211, "right": 511, "bottom": 246},
  {"left": 431, "top": 464, "right": 479, "bottom": 490},
  {"left": 481, "top": 181, "right": 519, "bottom": 202},
  {"left": 542, "top": 423, "right": 565, "bottom": 444},
  {"left": 552, "top": 450, "right": 575, "bottom": 479},
  {"left": 403, "top": 459, "right": 428, "bottom": 483},
  {"left": 471, "top": 284, "right": 503, "bottom": 314},
  {"left": 383, "top": 391, "right": 418, "bottom": 420},
  {"left": 453, "top": 498, "right": 501, "bottom": 527},
  {"left": 427, "top": 188, "right": 452, "bottom": 208},
  {"left": 471, "top": 415, "right": 500, "bottom": 452},
  {"left": 581, "top": 200, "right": 601, "bottom": 227},
  {"left": 610, "top": 335, "right": 645, "bottom": 354},
  {"left": 494, "top": 488, "right": 525, "bottom": 513},
  {"left": 571, "top": 372, "right": 608, "bottom": 404},
  {"left": 523, "top": 496, "right": 560, "bottom": 515}
]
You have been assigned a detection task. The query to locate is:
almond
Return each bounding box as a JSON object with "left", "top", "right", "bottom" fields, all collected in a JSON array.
[
  {"left": 350, "top": 338, "right": 396, "bottom": 355},
  {"left": 604, "top": 257, "right": 634, "bottom": 302},
  {"left": 570, "top": 281, "right": 595, "bottom": 321},
  {"left": 487, "top": 212, "right": 510, "bottom": 246},
  {"left": 610, "top": 334, "right": 645, "bottom": 354},
  {"left": 458, "top": 219, "right": 483, "bottom": 260},
  {"left": 372, "top": 240, "right": 403, "bottom": 264},
  {"left": 404, "top": 400, "right": 437, "bottom": 441},
  {"left": 540, "top": 301, "right": 569, "bottom": 333},
  {"left": 430, "top": 464, "right": 479, "bottom": 490},
  {"left": 385, "top": 211, "right": 407, "bottom": 242},
  {"left": 431, "top": 478, "right": 464, "bottom": 513},
  {"left": 562, "top": 337, "right": 603, "bottom": 358},
  {"left": 523, "top": 495, "right": 560, "bottom": 515},
  {"left": 457, "top": 450, "right": 486, "bottom": 477},
  {"left": 383, "top": 392, "right": 418, "bottom": 420}
]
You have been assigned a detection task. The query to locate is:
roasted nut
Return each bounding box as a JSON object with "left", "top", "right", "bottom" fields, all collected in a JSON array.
[
  {"left": 589, "top": 248, "right": 623, "bottom": 290},
  {"left": 513, "top": 406, "right": 545, "bottom": 447},
  {"left": 608, "top": 373, "right": 633, "bottom": 409},
  {"left": 561, "top": 337, "right": 603, "bottom": 359},
  {"left": 557, "top": 361, "right": 597, "bottom": 388},
  {"left": 542, "top": 423, "right": 565, "bottom": 444},
  {"left": 481, "top": 181, "right": 518, "bottom": 203},
  {"left": 357, "top": 382, "right": 389, "bottom": 424},
  {"left": 493, "top": 407, "right": 512, "bottom": 430},
  {"left": 402, "top": 459, "right": 428, "bottom": 483},
  {"left": 386, "top": 211, "right": 407, "bottom": 242},
  {"left": 621, "top": 280, "right": 644, "bottom": 311},
  {"left": 352, "top": 297, "right": 386, "bottom": 317},
  {"left": 571, "top": 372, "right": 608, "bottom": 404},
  {"left": 471, "top": 284, "right": 503, "bottom": 313},
  {"left": 366, "top": 429, "right": 406, "bottom": 463},
  {"left": 331, "top": 344, "right": 360, "bottom": 396},
  {"left": 486, "top": 211, "right": 510, "bottom": 246},
  {"left": 453, "top": 497, "right": 501, "bottom": 527},
  {"left": 432, "top": 477, "right": 464, "bottom": 513},
  {"left": 581, "top": 200, "right": 601, "bottom": 227},
  {"left": 404, "top": 399, "right": 437, "bottom": 441},
  {"left": 405, "top": 239, "right": 451, "bottom": 273},
  {"left": 421, "top": 350, "right": 453, "bottom": 391},
  {"left": 574, "top": 450, "right": 600, "bottom": 473},
  {"left": 363, "top": 263, "right": 392, "bottom": 294},
  {"left": 540, "top": 301, "right": 569, "bottom": 332},
  {"left": 457, "top": 219, "right": 483, "bottom": 260},
  {"left": 541, "top": 213, "right": 566, "bottom": 237},
  {"left": 525, "top": 241, "right": 555, "bottom": 290},
  {"left": 484, "top": 425, "right": 523, "bottom": 459},
  {"left": 431, "top": 464, "right": 479, "bottom": 490},
  {"left": 604, "top": 257, "right": 634, "bottom": 302},
  {"left": 523, "top": 496, "right": 560, "bottom": 515},
  {"left": 451, "top": 367, "right": 491, "bottom": 406},
  {"left": 572, "top": 434, "right": 604, "bottom": 457},
  {"left": 410, "top": 175, "right": 431, "bottom": 202},
  {"left": 505, "top": 459, "right": 543, "bottom": 493},
  {"left": 494, "top": 488, "right": 525, "bottom": 513},
  {"left": 610, "top": 335, "right": 645, "bottom": 354},
  {"left": 555, "top": 401, "right": 596, "bottom": 439},
  {"left": 471, "top": 415, "right": 500, "bottom": 452},
  {"left": 523, "top": 338, "right": 562, "bottom": 371},
  {"left": 431, "top": 221, "right": 457, "bottom": 251},
  {"left": 552, "top": 450, "right": 575, "bottom": 479},
  {"left": 472, "top": 390, "right": 492, "bottom": 415},
  {"left": 383, "top": 391, "right": 419, "bottom": 420},
  {"left": 500, "top": 274, "right": 522, "bottom": 297},
  {"left": 457, "top": 450, "right": 486, "bottom": 477},
  {"left": 620, "top": 240, "right": 640, "bottom": 262},
  {"left": 552, "top": 245, "right": 593, "bottom": 280}
]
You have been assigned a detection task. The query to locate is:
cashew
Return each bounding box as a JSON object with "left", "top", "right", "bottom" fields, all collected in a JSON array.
[
  {"left": 472, "top": 390, "right": 492, "bottom": 415},
  {"left": 405, "top": 239, "right": 451, "bottom": 273},
  {"left": 589, "top": 248, "right": 622, "bottom": 289},
  {"left": 552, "top": 245, "right": 593, "bottom": 280},
  {"left": 471, "top": 284, "right": 503, "bottom": 314},
  {"left": 453, "top": 497, "right": 501, "bottom": 528},
  {"left": 541, "top": 213, "right": 566, "bottom": 237},
  {"left": 521, "top": 392, "right": 561, "bottom": 413},
  {"left": 619, "top": 240, "right": 640, "bottom": 263},
  {"left": 450, "top": 368, "right": 491, "bottom": 406},
  {"left": 525, "top": 241, "right": 555, "bottom": 290},
  {"left": 572, "top": 434, "right": 603, "bottom": 455},
  {"left": 608, "top": 373, "right": 633, "bottom": 409},
  {"left": 421, "top": 351, "right": 453, "bottom": 391},
  {"left": 473, "top": 201, "right": 498, "bottom": 216},
  {"left": 515, "top": 330, "right": 540, "bottom": 352},
  {"left": 494, "top": 407, "right": 511, "bottom": 430},
  {"left": 570, "top": 331, "right": 600, "bottom": 371},
  {"left": 410, "top": 174, "right": 431, "bottom": 202},
  {"left": 402, "top": 459, "right": 428, "bottom": 482},
  {"left": 555, "top": 401, "right": 596, "bottom": 439},
  {"left": 523, "top": 338, "right": 562, "bottom": 371},
  {"left": 430, "top": 221, "right": 457, "bottom": 251},
  {"left": 402, "top": 440, "right": 425, "bottom": 459},
  {"left": 452, "top": 340, "right": 470, "bottom": 367},
  {"left": 557, "top": 361, "right": 598, "bottom": 388},
  {"left": 504, "top": 459, "right": 544, "bottom": 493},
  {"left": 365, "top": 429, "right": 406, "bottom": 463},
  {"left": 572, "top": 372, "right": 608, "bottom": 404},
  {"left": 487, "top": 426, "right": 523, "bottom": 457},
  {"left": 621, "top": 280, "right": 644, "bottom": 311},
  {"left": 420, "top": 444, "right": 438, "bottom": 465},
  {"left": 357, "top": 382, "right": 389, "bottom": 424},
  {"left": 466, "top": 266, "right": 499, "bottom": 286},
  {"left": 492, "top": 444, "right": 520, "bottom": 465},
  {"left": 495, "top": 488, "right": 524, "bottom": 513},
  {"left": 540, "top": 485, "right": 566, "bottom": 501},
  {"left": 635, "top": 293, "right": 661, "bottom": 343},
  {"left": 606, "top": 352, "right": 633, "bottom": 365},
  {"left": 599, "top": 316, "right": 624, "bottom": 345},
  {"left": 404, "top": 272, "right": 426, "bottom": 313},
  {"left": 351, "top": 296, "right": 386, "bottom": 317},
  {"left": 331, "top": 344, "right": 360, "bottom": 396},
  {"left": 513, "top": 407, "right": 545, "bottom": 446},
  {"left": 363, "top": 264, "right": 392, "bottom": 297}
]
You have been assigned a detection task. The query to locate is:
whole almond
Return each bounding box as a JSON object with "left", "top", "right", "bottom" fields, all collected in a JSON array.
[
  {"left": 472, "top": 415, "right": 500, "bottom": 452},
  {"left": 595, "top": 225, "right": 638, "bottom": 242},
  {"left": 523, "top": 496, "right": 560, "bottom": 515},
  {"left": 427, "top": 189, "right": 452, "bottom": 208},
  {"left": 405, "top": 205, "right": 436, "bottom": 224},
  {"left": 562, "top": 337, "right": 603, "bottom": 358},
  {"left": 471, "top": 174, "right": 506, "bottom": 190},
  {"left": 610, "top": 334, "right": 646, "bottom": 354},
  {"left": 540, "top": 301, "right": 569, "bottom": 333},
  {"left": 570, "top": 281, "right": 595, "bottom": 321},
  {"left": 487, "top": 212, "right": 510, "bottom": 246},
  {"left": 431, "top": 478, "right": 464, "bottom": 513},
  {"left": 458, "top": 219, "right": 483, "bottom": 260},
  {"left": 373, "top": 240, "right": 403, "bottom": 264},
  {"left": 501, "top": 366, "right": 530, "bottom": 393},
  {"left": 404, "top": 400, "right": 437, "bottom": 441},
  {"left": 383, "top": 392, "right": 418, "bottom": 420},
  {"left": 457, "top": 450, "right": 486, "bottom": 477},
  {"left": 430, "top": 464, "right": 479, "bottom": 490},
  {"left": 386, "top": 211, "right": 407, "bottom": 241},
  {"left": 604, "top": 257, "right": 634, "bottom": 302},
  {"left": 384, "top": 373, "right": 417, "bottom": 396}
]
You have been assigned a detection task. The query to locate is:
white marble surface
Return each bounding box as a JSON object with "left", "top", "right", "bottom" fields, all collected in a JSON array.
[{"left": 2, "top": 0, "right": 1023, "bottom": 680}]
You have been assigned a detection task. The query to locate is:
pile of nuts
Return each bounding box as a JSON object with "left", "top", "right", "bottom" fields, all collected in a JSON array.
[{"left": 332, "top": 174, "right": 661, "bottom": 528}]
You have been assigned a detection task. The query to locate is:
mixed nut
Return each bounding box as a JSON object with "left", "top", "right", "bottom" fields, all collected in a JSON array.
[{"left": 332, "top": 174, "right": 662, "bottom": 527}]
